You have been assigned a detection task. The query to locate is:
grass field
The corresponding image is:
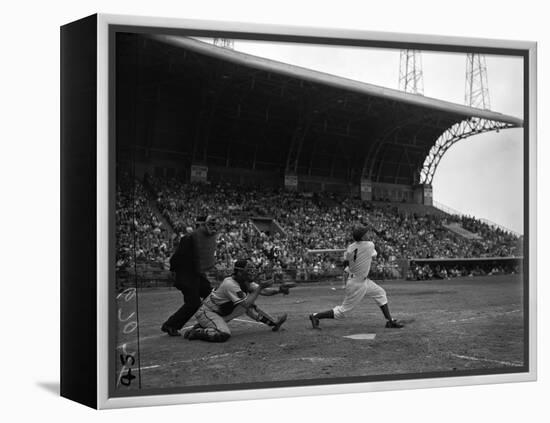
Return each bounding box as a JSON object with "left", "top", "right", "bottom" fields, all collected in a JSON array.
[{"left": 115, "top": 274, "right": 525, "bottom": 392}]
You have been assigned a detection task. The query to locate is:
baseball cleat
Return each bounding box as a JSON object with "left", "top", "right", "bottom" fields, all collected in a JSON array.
[
  {"left": 161, "top": 323, "right": 181, "bottom": 336},
  {"left": 309, "top": 314, "right": 321, "bottom": 330},
  {"left": 272, "top": 313, "right": 288, "bottom": 332},
  {"left": 385, "top": 319, "right": 404, "bottom": 328}
]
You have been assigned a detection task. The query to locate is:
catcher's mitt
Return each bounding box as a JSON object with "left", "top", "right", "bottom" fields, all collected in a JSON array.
[
  {"left": 278, "top": 282, "right": 297, "bottom": 295},
  {"left": 258, "top": 278, "right": 275, "bottom": 290}
]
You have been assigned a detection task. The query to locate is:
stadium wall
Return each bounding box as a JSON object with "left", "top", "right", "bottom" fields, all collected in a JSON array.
[
  {"left": 407, "top": 257, "right": 523, "bottom": 280},
  {"left": 124, "top": 155, "right": 426, "bottom": 204},
  {"left": 297, "top": 174, "right": 354, "bottom": 194},
  {"left": 372, "top": 182, "right": 415, "bottom": 202}
]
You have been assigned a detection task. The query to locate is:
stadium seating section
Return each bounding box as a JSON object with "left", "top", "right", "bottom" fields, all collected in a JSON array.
[{"left": 116, "top": 175, "right": 523, "bottom": 284}]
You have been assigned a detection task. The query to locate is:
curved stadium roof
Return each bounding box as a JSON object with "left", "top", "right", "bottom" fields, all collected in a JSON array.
[{"left": 116, "top": 33, "right": 523, "bottom": 186}]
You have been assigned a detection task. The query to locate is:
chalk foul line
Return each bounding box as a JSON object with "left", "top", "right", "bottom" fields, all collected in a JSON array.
[
  {"left": 449, "top": 309, "right": 521, "bottom": 323},
  {"left": 449, "top": 353, "right": 523, "bottom": 367}
]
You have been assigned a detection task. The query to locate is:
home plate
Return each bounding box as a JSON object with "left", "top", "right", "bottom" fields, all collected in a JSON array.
[{"left": 344, "top": 333, "right": 376, "bottom": 340}]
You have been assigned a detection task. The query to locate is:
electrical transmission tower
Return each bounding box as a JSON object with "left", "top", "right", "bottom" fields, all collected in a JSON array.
[
  {"left": 398, "top": 50, "right": 424, "bottom": 95},
  {"left": 213, "top": 38, "right": 235, "bottom": 49},
  {"left": 419, "top": 52, "right": 512, "bottom": 185},
  {"left": 465, "top": 53, "right": 490, "bottom": 109}
]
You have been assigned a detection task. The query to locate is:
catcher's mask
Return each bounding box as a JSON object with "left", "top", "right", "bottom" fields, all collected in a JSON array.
[{"left": 233, "top": 259, "right": 257, "bottom": 281}]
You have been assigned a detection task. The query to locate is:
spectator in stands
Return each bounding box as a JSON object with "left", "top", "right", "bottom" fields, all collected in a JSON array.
[{"left": 117, "top": 174, "right": 523, "bottom": 285}]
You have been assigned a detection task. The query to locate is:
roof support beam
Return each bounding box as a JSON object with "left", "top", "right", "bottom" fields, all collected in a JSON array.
[
  {"left": 361, "top": 113, "right": 448, "bottom": 183},
  {"left": 420, "top": 118, "right": 516, "bottom": 184},
  {"left": 285, "top": 98, "right": 314, "bottom": 173}
]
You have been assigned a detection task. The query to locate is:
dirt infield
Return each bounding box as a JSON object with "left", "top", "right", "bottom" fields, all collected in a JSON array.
[{"left": 115, "top": 274, "right": 525, "bottom": 392}]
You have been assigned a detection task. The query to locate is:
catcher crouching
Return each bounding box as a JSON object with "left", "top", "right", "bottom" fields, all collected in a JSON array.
[{"left": 184, "top": 259, "right": 289, "bottom": 342}]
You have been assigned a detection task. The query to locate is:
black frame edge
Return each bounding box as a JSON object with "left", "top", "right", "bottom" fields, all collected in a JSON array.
[{"left": 60, "top": 13, "right": 98, "bottom": 409}]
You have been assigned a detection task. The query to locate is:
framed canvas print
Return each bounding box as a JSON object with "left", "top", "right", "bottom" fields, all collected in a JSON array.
[{"left": 60, "top": 13, "right": 537, "bottom": 409}]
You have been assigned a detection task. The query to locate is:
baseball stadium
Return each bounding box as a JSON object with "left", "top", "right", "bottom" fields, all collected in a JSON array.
[{"left": 114, "top": 33, "right": 526, "bottom": 393}]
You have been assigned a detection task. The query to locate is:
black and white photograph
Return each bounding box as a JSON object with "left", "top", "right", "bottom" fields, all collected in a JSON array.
[
  {"left": 7, "top": 1, "right": 547, "bottom": 420},
  {"left": 111, "top": 24, "right": 530, "bottom": 398}
]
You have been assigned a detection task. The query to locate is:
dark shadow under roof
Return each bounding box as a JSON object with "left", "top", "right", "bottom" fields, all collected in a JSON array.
[{"left": 115, "top": 33, "right": 523, "bottom": 185}]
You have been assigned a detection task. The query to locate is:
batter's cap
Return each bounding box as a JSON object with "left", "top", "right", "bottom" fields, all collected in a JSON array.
[{"left": 352, "top": 225, "right": 369, "bottom": 242}]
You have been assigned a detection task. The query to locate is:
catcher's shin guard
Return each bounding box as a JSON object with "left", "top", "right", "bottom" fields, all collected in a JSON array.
[{"left": 248, "top": 305, "right": 287, "bottom": 331}]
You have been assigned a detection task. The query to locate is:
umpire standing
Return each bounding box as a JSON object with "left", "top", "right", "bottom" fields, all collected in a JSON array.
[{"left": 161, "top": 215, "right": 218, "bottom": 336}]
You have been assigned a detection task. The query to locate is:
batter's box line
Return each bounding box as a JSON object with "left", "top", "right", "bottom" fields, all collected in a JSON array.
[
  {"left": 233, "top": 318, "right": 264, "bottom": 326},
  {"left": 449, "top": 353, "right": 523, "bottom": 367}
]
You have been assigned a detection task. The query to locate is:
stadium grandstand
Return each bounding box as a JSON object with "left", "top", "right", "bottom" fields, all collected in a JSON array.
[{"left": 115, "top": 33, "right": 523, "bottom": 288}]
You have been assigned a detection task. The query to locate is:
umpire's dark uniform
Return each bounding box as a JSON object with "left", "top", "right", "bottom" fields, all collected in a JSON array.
[{"left": 162, "top": 230, "right": 214, "bottom": 334}]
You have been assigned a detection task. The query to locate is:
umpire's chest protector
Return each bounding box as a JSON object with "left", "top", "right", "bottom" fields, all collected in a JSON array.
[{"left": 192, "top": 229, "right": 217, "bottom": 272}]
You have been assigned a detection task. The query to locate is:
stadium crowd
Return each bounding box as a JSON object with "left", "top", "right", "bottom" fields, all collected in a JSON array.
[
  {"left": 116, "top": 175, "right": 523, "bottom": 282},
  {"left": 116, "top": 172, "right": 172, "bottom": 272}
]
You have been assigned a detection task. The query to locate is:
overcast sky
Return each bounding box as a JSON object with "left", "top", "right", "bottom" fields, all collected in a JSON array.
[{"left": 214, "top": 39, "right": 524, "bottom": 234}]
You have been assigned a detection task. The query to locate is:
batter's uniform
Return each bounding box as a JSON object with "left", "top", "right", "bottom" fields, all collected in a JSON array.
[
  {"left": 187, "top": 276, "right": 260, "bottom": 342},
  {"left": 332, "top": 240, "right": 387, "bottom": 319}
]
